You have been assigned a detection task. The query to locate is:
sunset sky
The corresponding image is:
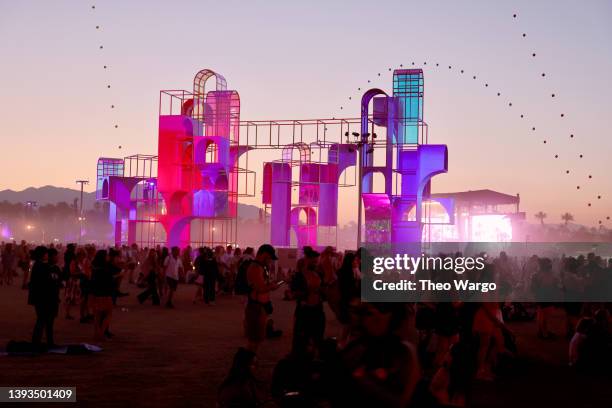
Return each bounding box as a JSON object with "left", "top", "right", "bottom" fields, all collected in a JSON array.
[{"left": 0, "top": 0, "right": 610, "bottom": 226}]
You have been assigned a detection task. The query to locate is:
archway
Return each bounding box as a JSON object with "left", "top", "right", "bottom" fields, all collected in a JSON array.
[{"left": 101, "top": 179, "right": 109, "bottom": 199}]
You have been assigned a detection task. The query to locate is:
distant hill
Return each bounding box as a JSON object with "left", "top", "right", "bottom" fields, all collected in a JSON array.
[
  {"left": 0, "top": 186, "right": 97, "bottom": 208},
  {"left": 0, "top": 185, "right": 261, "bottom": 219}
]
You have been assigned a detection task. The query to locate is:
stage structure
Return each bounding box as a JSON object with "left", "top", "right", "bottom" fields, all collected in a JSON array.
[
  {"left": 96, "top": 68, "right": 457, "bottom": 251},
  {"left": 429, "top": 190, "right": 524, "bottom": 242}
]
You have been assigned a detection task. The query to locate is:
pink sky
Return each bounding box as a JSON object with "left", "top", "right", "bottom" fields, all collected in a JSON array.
[{"left": 0, "top": 0, "right": 610, "bottom": 226}]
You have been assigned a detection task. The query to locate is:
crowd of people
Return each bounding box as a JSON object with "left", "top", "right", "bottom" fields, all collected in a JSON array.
[{"left": 1, "top": 240, "right": 611, "bottom": 407}]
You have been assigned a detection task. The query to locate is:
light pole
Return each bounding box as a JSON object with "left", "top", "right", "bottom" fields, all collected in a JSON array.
[
  {"left": 76, "top": 180, "right": 89, "bottom": 243},
  {"left": 346, "top": 131, "right": 376, "bottom": 248}
]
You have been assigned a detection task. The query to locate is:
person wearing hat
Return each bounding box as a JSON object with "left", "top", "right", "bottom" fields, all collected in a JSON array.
[
  {"left": 290, "top": 246, "right": 326, "bottom": 351},
  {"left": 244, "top": 244, "right": 281, "bottom": 352}
]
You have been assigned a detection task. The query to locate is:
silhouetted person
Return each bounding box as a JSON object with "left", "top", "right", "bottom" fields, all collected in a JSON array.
[
  {"left": 18, "top": 240, "right": 31, "bottom": 290},
  {"left": 271, "top": 336, "right": 331, "bottom": 406},
  {"left": 29, "top": 246, "right": 61, "bottom": 349},
  {"left": 91, "top": 249, "right": 123, "bottom": 340},
  {"left": 63, "top": 243, "right": 76, "bottom": 282},
  {"left": 335, "top": 302, "right": 421, "bottom": 408},
  {"left": 336, "top": 252, "right": 359, "bottom": 346},
  {"left": 291, "top": 247, "right": 326, "bottom": 350},
  {"left": 244, "top": 244, "right": 280, "bottom": 352},
  {"left": 1, "top": 242, "right": 17, "bottom": 285},
  {"left": 137, "top": 249, "right": 160, "bottom": 305},
  {"left": 203, "top": 247, "right": 219, "bottom": 305},
  {"left": 163, "top": 246, "right": 182, "bottom": 308},
  {"left": 218, "top": 347, "right": 260, "bottom": 408}
]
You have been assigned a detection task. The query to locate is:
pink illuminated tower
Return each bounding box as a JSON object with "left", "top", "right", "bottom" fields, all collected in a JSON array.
[{"left": 157, "top": 69, "right": 243, "bottom": 247}]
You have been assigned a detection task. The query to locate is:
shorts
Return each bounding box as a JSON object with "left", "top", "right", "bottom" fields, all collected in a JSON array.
[
  {"left": 244, "top": 302, "right": 267, "bottom": 343},
  {"left": 166, "top": 277, "right": 178, "bottom": 290}
]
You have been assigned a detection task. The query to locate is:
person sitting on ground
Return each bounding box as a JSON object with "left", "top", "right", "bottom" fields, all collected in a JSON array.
[
  {"left": 271, "top": 336, "right": 337, "bottom": 406},
  {"left": 217, "top": 347, "right": 261, "bottom": 408}
]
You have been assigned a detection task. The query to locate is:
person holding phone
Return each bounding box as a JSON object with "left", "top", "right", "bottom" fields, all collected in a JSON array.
[{"left": 244, "top": 244, "right": 280, "bottom": 352}]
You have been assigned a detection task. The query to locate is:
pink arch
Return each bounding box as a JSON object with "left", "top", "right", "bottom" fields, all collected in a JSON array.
[
  {"left": 290, "top": 207, "right": 317, "bottom": 248},
  {"left": 282, "top": 142, "right": 311, "bottom": 163}
]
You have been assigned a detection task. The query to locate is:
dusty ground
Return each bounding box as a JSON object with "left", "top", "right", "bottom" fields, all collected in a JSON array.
[{"left": 0, "top": 282, "right": 610, "bottom": 407}]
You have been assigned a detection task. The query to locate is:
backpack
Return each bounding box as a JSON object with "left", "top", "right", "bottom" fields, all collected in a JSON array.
[{"left": 234, "top": 259, "right": 253, "bottom": 295}]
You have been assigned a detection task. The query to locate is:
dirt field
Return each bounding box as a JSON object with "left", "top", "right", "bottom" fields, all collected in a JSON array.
[{"left": 1, "top": 282, "right": 610, "bottom": 407}]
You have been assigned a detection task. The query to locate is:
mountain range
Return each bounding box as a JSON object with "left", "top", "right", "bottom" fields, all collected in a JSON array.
[
  {"left": 0, "top": 185, "right": 97, "bottom": 208},
  {"left": 0, "top": 185, "right": 262, "bottom": 219}
]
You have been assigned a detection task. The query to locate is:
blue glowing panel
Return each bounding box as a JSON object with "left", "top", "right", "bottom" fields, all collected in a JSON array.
[
  {"left": 393, "top": 69, "right": 424, "bottom": 144},
  {"left": 96, "top": 158, "right": 124, "bottom": 200}
]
